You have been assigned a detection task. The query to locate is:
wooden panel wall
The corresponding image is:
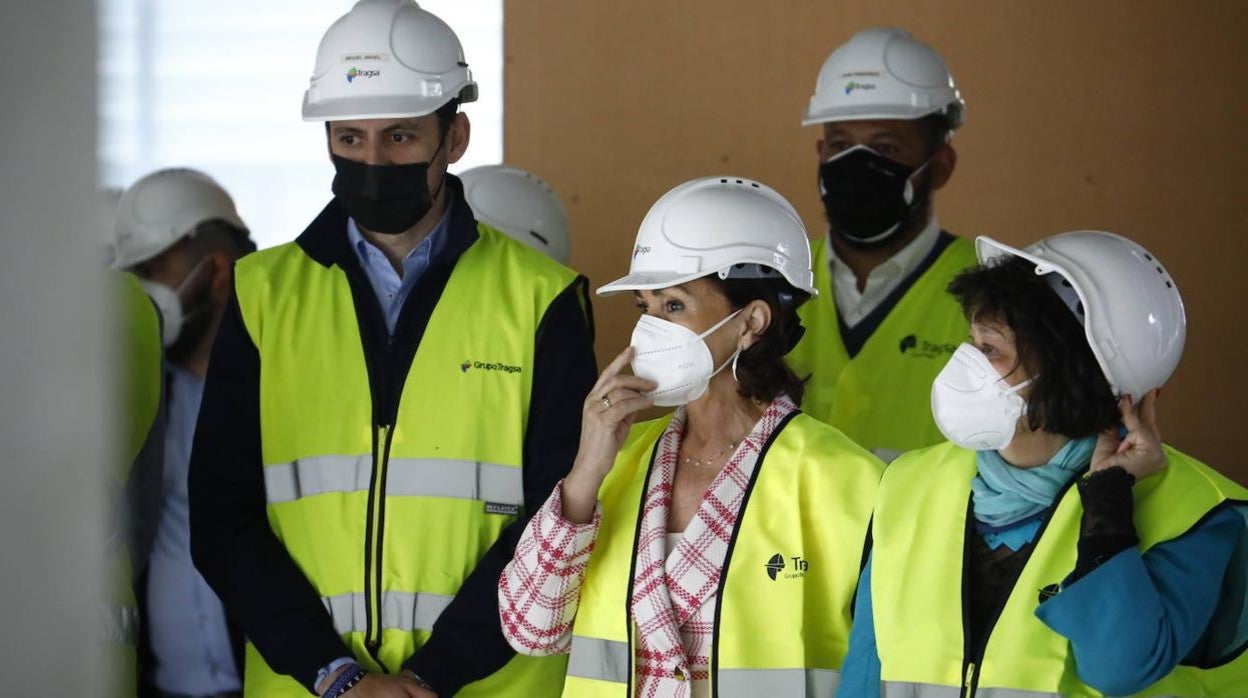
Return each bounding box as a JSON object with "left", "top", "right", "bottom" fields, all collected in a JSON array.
[{"left": 503, "top": 0, "right": 1248, "bottom": 481}]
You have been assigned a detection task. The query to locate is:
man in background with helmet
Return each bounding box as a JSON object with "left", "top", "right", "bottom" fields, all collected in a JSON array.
[
  {"left": 188, "top": 1, "right": 596, "bottom": 697},
  {"left": 459, "top": 165, "right": 572, "bottom": 266},
  {"left": 108, "top": 167, "right": 255, "bottom": 698},
  {"left": 460, "top": 164, "right": 593, "bottom": 338},
  {"left": 787, "top": 28, "right": 978, "bottom": 461}
]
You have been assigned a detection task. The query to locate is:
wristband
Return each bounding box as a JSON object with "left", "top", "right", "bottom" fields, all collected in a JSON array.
[
  {"left": 316, "top": 656, "right": 357, "bottom": 691},
  {"left": 326, "top": 664, "right": 367, "bottom": 698}
]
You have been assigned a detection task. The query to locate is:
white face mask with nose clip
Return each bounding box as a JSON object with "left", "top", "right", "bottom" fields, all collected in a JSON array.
[
  {"left": 629, "top": 310, "right": 743, "bottom": 407},
  {"left": 931, "top": 342, "right": 1034, "bottom": 451},
  {"left": 137, "top": 259, "right": 210, "bottom": 347}
]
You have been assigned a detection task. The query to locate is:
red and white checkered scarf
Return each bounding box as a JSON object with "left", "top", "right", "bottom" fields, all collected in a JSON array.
[{"left": 628, "top": 395, "right": 797, "bottom": 697}]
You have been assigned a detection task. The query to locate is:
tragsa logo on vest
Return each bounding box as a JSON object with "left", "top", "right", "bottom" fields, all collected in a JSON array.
[
  {"left": 765, "top": 553, "right": 810, "bottom": 581},
  {"left": 898, "top": 333, "right": 957, "bottom": 360},
  {"left": 460, "top": 359, "right": 523, "bottom": 374}
]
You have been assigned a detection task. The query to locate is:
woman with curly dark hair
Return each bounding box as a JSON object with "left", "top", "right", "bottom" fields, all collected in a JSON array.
[
  {"left": 499, "top": 176, "right": 885, "bottom": 697},
  {"left": 839, "top": 231, "right": 1248, "bottom": 696}
]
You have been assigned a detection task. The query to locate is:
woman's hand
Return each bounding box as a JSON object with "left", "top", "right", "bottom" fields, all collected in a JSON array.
[
  {"left": 561, "top": 347, "right": 655, "bottom": 523},
  {"left": 1091, "top": 390, "right": 1167, "bottom": 482}
]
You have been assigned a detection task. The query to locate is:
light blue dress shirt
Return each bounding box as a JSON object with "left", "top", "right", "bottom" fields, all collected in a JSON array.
[
  {"left": 345, "top": 203, "right": 452, "bottom": 334},
  {"left": 146, "top": 364, "right": 240, "bottom": 694}
]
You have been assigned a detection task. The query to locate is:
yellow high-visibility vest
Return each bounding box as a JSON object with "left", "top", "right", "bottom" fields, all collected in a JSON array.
[
  {"left": 114, "top": 272, "right": 164, "bottom": 696},
  {"left": 872, "top": 441, "right": 1248, "bottom": 696},
  {"left": 564, "top": 411, "right": 883, "bottom": 696},
  {"left": 234, "top": 223, "right": 577, "bottom": 696},
  {"left": 788, "top": 234, "right": 976, "bottom": 460}
]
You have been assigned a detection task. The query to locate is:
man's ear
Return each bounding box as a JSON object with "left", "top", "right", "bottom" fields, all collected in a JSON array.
[
  {"left": 204, "top": 251, "right": 234, "bottom": 300},
  {"left": 446, "top": 112, "right": 471, "bottom": 165},
  {"left": 929, "top": 143, "right": 957, "bottom": 191}
]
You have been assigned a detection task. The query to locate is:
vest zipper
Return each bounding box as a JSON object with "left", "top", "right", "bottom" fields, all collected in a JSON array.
[
  {"left": 957, "top": 470, "right": 1087, "bottom": 696},
  {"left": 338, "top": 231, "right": 465, "bottom": 667},
  {"left": 364, "top": 423, "right": 394, "bottom": 658},
  {"left": 958, "top": 495, "right": 979, "bottom": 698}
]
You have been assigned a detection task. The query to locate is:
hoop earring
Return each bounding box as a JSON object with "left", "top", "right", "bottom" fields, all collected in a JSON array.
[{"left": 731, "top": 349, "right": 741, "bottom": 382}]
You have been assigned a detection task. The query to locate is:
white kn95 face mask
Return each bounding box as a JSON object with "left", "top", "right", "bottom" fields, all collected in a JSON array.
[{"left": 629, "top": 310, "right": 742, "bottom": 407}]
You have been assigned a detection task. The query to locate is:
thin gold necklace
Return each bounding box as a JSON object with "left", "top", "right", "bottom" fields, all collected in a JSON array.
[{"left": 680, "top": 438, "right": 741, "bottom": 467}]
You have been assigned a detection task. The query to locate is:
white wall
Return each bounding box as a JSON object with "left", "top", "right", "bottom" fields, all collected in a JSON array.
[{"left": 0, "top": 0, "right": 109, "bottom": 693}]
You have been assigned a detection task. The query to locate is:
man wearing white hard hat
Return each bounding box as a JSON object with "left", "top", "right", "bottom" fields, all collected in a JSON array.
[
  {"left": 108, "top": 167, "right": 254, "bottom": 698},
  {"left": 188, "top": 2, "right": 595, "bottom": 697},
  {"left": 786, "top": 28, "right": 978, "bottom": 462}
]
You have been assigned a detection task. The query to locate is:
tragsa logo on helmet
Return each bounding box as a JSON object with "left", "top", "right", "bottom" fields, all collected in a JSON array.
[
  {"left": 346, "top": 66, "right": 381, "bottom": 83},
  {"left": 843, "top": 80, "right": 876, "bottom": 95}
]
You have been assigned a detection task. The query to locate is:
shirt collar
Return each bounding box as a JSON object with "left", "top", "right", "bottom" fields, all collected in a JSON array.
[
  {"left": 827, "top": 215, "right": 942, "bottom": 283},
  {"left": 295, "top": 173, "right": 479, "bottom": 272},
  {"left": 345, "top": 192, "right": 455, "bottom": 272}
]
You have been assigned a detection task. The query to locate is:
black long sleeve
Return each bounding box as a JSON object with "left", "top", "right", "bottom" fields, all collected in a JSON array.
[
  {"left": 1070, "top": 466, "right": 1139, "bottom": 584},
  {"left": 189, "top": 290, "right": 349, "bottom": 694},
  {"left": 403, "top": 280, "right": 597, "bottom": 694}
]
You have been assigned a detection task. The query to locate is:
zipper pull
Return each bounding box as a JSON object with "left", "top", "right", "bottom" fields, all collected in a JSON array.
[{"left": 963, "top": 662, "right": 977, "bottom": 695}]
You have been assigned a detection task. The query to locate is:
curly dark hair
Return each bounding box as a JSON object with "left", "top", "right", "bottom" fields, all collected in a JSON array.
[
  {"left": 708, "top": 275, "right": 811, "bottom": 405},
  {"left": 947, "top": 256, "right": 1119, "bottom": 439}
]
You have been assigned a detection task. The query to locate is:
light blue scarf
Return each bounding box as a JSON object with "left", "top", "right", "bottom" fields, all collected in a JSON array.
[{"left": 972, "top": 436, "right": 1097, "bottom": 550}]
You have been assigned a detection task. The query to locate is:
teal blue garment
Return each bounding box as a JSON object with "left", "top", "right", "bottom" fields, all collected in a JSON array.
[
  {"left": 1036, "top": 507, "right": 1247, "bottom": 694},
  {"left": 837, "top": 508, "right": 1247, "bottom": 696},
  {"left": 972, "top": 437, "right": 1097, "bottom": 529},
  {"left": 976, "top": 512, "right": 1045, "bottom": 552}
]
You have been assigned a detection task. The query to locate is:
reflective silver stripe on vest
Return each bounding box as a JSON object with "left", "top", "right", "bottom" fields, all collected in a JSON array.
[
  {"left": 567, "top": 635, "right": 630, "bottom": 684},
  {"left": 881, "top": 682, "right": 1067, "bottom": 697},
  {"left": 265, "top": 456, "right": 523, "bottom": 506},
  {"left": 717, "top": 668, "right": 840, "bottom": 697},
  {"left": 880, "top": 683, "right": 961, "bottom": 697},
  {"left": 321, "top": 591, "right": 454, "bottom": 635},
  {"left": 100, "top": 603, "right": 139, "bottom": 645}
]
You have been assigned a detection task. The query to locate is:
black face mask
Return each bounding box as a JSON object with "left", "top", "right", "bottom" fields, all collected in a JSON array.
[
  {"left": 818, "top": 145, "right": 929, "bottom": 248},
  {"left": 331, "top": 136, "right": 447, "bottom": 235}
]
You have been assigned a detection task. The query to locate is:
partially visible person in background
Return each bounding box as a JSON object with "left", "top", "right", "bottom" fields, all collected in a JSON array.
[
  {"left": 840, "top": 231, "right": 1248, "bottom": 695},
  {"left": 460, "top": 164, "right": 594, "bottom": 338},
  {"left": 787, "top": 28, "right": 977, "bottom": 462},
  {"left": 109, "top": 271, "right": 165, "bottom": 697},
  {"left": 109, "top": 168, "right": 255, "bottom": 698},
  {"left": 459, "top": 164, "right": 571, "bottom": 265}
]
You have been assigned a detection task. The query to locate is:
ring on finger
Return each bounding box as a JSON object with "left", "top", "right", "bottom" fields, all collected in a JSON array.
[{"left": 601, "top": 396, "right": 612, "bottom": 409}]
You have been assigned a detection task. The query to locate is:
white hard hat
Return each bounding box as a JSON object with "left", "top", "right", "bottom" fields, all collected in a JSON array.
[
  {"left": 108, "top": 168, "right": 247, "bottom": 269},
  {"left": 302, "top": 0, "right": 478, "bottom": 122},
  {"left": 459, "top": 165, "right": 571, "bottom": 264},
  {"left": 803, "top": 27, "right": 964, "bottom": 129},
  {"left": 976, "top": 232, "right": 1186, "bottom": 404},
  {"left": 598, "top": 176, "right": 817, "bottom": 298}
]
